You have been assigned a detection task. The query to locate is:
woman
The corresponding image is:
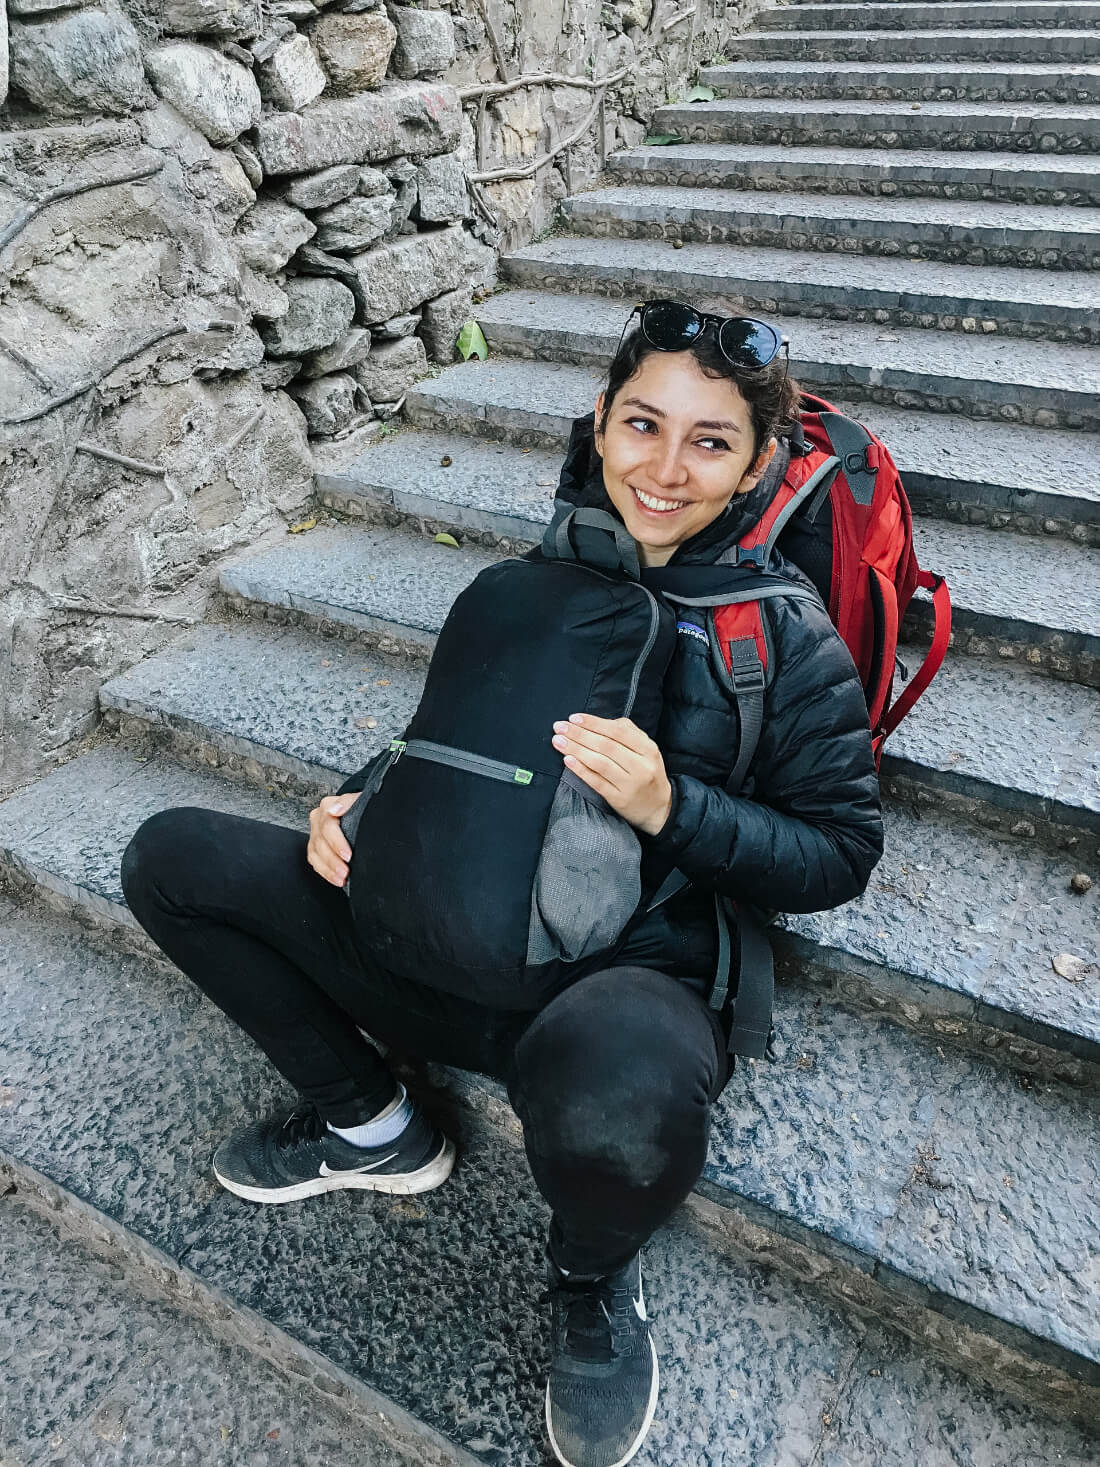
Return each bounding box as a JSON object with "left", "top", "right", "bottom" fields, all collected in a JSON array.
[{"left": 121, "top": 301, "right": 882, "bottom": 1467}]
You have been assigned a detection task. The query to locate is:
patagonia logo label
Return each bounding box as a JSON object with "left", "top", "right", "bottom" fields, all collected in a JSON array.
[{"left": 676, "top": 621, "right": 708, "bottom": 646}]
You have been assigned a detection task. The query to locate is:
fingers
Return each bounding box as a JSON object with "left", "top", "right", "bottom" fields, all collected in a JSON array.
[
  {"left": 551, "top": 715, "right": 652, "bottom": 787},
  {"left": 307, "top": 795, "right": 358, "bottom": 886}
]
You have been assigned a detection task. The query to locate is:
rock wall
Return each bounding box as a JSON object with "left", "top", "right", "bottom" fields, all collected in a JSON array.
[{"left": 0, "top": 0, "right": 737, "bottom": 793}]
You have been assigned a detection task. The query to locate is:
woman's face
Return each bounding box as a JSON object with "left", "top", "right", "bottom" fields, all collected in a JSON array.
[{"left": 593, "top": 350, "right": 777, "bottom": 568}]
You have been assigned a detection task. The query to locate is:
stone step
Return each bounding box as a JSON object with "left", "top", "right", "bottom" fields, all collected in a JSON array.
[
  {"left": 313, "top": 427, "right": 1100, "bottom": 688},
  {"left": 3, "top": 766, "right": 1100, "bottom": 1427},
  {"left": 652, "top": 97, "right": 1100, "bottom": 157},
  {"left": 732, "top": 29, "right": 1099, "bottom": 65},
  {"left": 500, "top": 235, "right": 1100, "bottom": 343},
  {"left": 698, "top": 59, "right": 1100, "bottom": 104},
  {"left": 755, "top": 1, "right": 1100, "bottom": 28},
  {"left": 0, "top": 1182, "right": 422, "bottom": 1467},
  {"left": 395, "top": 332, "right": 1100, "bottom": 538},
  {"left": 560, "top": 183, "right": 1100, "bottom": 271},
  {"left": 89, "top": 526, "right": 1100, "bottom": 842},
  {"left": 607, "top": 141, "right": 1100, "bottom": 208}
]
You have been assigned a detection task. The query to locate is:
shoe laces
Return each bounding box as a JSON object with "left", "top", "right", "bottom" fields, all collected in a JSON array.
[
  {"left": 544, "top": 1274, "right": 643, "bottom": 1365},
  {"left": 275, "top": 1103, "right": 327, "bottom": 1151}
]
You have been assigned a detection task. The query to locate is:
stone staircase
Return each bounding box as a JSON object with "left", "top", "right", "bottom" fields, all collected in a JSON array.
[{"left": 3, "top": 0, "right": 1100, "bottom": 1462}]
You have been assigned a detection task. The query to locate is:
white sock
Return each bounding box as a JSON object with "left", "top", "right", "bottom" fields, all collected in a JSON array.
[{"left": 327, "top": 1084, "right": 413, "bottom": 1148}]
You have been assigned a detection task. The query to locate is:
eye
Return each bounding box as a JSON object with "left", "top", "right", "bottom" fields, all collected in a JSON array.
[
  {"left": 626, "top": 417, "right": 657, "bottom": 434},
  {"left": 697, "top": 437, "right": 730, "bottom": 453}
]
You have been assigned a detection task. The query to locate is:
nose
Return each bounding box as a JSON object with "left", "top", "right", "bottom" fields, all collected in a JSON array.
[{"left": 648, "top": 436, "right": 689, "bottom": 491}]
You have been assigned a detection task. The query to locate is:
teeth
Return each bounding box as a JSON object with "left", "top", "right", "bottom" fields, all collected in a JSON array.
[{"left": 634, "top": 487, "right": 687, "bottom": 512}]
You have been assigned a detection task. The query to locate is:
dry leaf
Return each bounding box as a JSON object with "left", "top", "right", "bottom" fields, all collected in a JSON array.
[
  {"left": 375, "top": 678, "right": 390, "bottom": 687},
  {"left": 354, "top": 716, "right": 379, "bottom": 730},
  {"left": 1051, "top": 953, "right": 1098, "bottom": 983},
  {"left": 321, "top": 658, "right": 332, "bottom": 668},
  {"left": 289, "top": 516, "right": 317, "bottom": 534}
]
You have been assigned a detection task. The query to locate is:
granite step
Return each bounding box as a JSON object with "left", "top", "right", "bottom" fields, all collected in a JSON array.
[
  {"left": 0, "top": 1182, "right": 424, "bottom": 1467},
  {"left": 651, "top": 98, "right": 1100, "bottom": 157},
  {"left": 698, "top": 59, "right": 1100, "bottom": 104},
  {"left": 311, "top": 427, "right": 1100, "bottom": 689},
  {"left": 475, "top": 283, "right": 1100, "bottom": 433},
  {"left": 755, "top": 1, "right": 1100, "bottom": 28},
  {"left": 730, "top": 27, "right": 1100, "bottom": 63},
  {"left": 500, "top": 235, "right": 1100, "bottom": 344},
  {"left": 2, "top": 768, "right": 1100, "bottom": 1429},
  {"left": 87, "top": 526, "right": 1100, "bottom": 842},
  {"left": 560, "top": 184, "right": 1100, "bottom": 271},
  {"left": 607, "top": 141, "right": 1100, "bottom": 208}
]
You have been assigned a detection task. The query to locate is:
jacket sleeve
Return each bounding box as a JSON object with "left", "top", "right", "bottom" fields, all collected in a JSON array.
[{"left": 643, "top": 597, "right": 884, "bottom": 913}]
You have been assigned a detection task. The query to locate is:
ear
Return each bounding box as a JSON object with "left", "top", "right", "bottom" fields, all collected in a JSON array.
[
  {"left": 734, "top": 437, "right": 778, "bottom": 496},
  {"left": 592, "top": 392, "right": 605, "bottom": 458}
]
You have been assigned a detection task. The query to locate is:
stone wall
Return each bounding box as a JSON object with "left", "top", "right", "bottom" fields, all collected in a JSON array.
[{"left": 0, "top": 0, "right": 737, "bottom": 793}]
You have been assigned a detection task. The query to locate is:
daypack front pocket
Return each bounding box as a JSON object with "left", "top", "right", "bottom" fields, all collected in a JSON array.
[{"left": 527, "top": 773, "right": 642, "bottom": 966}]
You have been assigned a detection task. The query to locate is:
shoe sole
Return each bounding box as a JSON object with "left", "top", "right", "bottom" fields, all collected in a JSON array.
[
  {"left": 212, "top": 1136, "right": 456, "bottom": 1205},
  {"left": 545, "top": 1337, "right": 660, "bottom": 1467}
]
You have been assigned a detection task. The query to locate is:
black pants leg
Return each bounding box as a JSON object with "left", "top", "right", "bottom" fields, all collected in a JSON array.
[{"left": 122, "top": 807, "right": 728, "bottom": 1275}]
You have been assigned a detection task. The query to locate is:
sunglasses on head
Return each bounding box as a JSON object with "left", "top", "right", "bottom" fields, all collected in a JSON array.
[{"left": 617, "top": 299, "right": 787, "bottom": 372}]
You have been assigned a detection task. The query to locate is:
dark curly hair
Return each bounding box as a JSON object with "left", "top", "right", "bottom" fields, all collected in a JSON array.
[{"left": 597, "top": 310, "right": 802, "bottom": 463}]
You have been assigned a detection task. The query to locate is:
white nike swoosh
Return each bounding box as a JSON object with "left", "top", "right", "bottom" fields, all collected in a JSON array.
[
  {"left": 633, "top": 1288, "right": 647, "bottom": 1323},
  {"left": 319, "top": 1151, "right": 399, "bottom": 1177}
]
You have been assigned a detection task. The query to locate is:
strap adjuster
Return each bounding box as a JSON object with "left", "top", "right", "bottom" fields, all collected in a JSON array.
[{"left": 733, "top": 544, "right": 767, "bottom": 570}]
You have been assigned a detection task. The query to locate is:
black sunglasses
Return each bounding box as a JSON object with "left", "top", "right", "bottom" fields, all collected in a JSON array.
[{"left": 616, "top": 299, "right": 787, "bottom": 372}]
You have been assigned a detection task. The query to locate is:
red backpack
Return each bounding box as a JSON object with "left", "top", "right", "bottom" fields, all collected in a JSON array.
[{"left": 712, "top": 392, "right": 952, "bottom": 787}]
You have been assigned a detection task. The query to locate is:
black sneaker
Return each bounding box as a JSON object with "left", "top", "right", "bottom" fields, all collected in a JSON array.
[
  {"left": 545, "top": 1253, "right": 659, "bottom": 1467},
  {"left": 212, "top": 1101, "right": 455, "bottom": 1204}
]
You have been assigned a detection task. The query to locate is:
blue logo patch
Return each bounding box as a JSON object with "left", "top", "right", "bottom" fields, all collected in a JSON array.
[{"left": 676, "top": 621, "right": 708, "bottom": 646}]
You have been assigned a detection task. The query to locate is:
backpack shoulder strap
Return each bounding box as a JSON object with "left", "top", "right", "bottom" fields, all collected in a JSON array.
[{"left": 542, "top": 505, "right": 641, "bottom": 579}]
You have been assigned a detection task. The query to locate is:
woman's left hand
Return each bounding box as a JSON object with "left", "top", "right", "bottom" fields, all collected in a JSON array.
[{"left": 552, "top": 714, "right": 673, "bottom": 836}]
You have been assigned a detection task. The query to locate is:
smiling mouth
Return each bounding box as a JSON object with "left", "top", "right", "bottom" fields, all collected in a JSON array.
[{"left": 632, "top": 486, "right": 690, "bottom": 515}]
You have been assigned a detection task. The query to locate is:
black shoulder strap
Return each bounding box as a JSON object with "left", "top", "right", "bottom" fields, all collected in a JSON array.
[
  {"left": 542, "top": 505, "right": 641, "bottom": 580},
  {"left": 817, "top": 412, "right": 876, "bottom": 507}
]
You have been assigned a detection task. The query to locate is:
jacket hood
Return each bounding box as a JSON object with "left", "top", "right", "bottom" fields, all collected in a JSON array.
[{"left": 554, "top": 411, "right": 803, "bottom": 566}]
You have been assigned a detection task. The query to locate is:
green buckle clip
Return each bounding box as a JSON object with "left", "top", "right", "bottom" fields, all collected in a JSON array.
[{"left": 513, "top": 768, "right": 534, "bottom": 785}]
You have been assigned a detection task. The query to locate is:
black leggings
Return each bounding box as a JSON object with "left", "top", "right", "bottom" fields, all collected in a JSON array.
[{"left": 121, "top": 806, "right": 730, "bottom": 1275}]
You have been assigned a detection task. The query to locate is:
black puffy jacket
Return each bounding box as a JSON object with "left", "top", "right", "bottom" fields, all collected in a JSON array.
[{"left": 551, "top": 412, "right": 884, "bottom": 992}]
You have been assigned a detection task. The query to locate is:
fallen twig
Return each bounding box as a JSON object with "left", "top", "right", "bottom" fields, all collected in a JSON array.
[
  {"left": 50, "top": 596, "right": 197, "bottom": 625},
  {"left": 459, "top": 67, "right": 628, "bottom": 102},
  {"left": 219, "top": 404, "right": 264, "bottom": 459},
  {"left": 75, "top": 441, "right": 167, "bottom": 476},
  {"left": 0, "top": 333, "right": 59, "bottom": 392},
  {"left": 470, "top": 91, "right": 609, "bottom": 184},
  {"left": 0, "top": 159, "right": 164, "bottom": 255}
]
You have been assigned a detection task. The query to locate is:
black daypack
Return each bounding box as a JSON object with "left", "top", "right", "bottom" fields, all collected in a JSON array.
[{"left": 343, "top": 510, "right": 678, "bottom": 1009}]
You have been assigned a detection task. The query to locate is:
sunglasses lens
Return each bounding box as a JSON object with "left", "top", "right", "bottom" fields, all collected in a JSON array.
[
  {"left": 718, "top": 317, "right": 780, "bottom": 368},
  {"left": 640, "top": 300, "right": 702, "bottom": 349}
]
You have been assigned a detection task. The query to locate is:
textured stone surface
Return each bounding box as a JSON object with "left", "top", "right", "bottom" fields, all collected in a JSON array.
[
  {"left": 757, "top": 2, "right": 1100, "bottom": 31},
  {"left": 389, "top": 3, "right": 456, "bottom": 79},
  {"left": 283, "top": 163, "right": 360, "bottom": 211},
  {"left": 0, "top": 1196, "right": 415, "bottom": 1467},
  {"left": 353, "top": 334, "right": 427, "bottom": 400},
  {"left": 260, "top": 275, "right": 355, "bottom": 356},
  {"left": 234, "top": 197, "right": 315, "bottom": 273},
  {"left": 349, "top": 225, "right": 467, "bottom": 325},
  {"left": 257, "top": 32, "right": 326, "bottom": 111},
  {"left": 562, "top": 184, "right": 1100, "bottom": 269},
  {"left": 313, "top": 193, "right": 393, "bottom": 252},
  {"left": 9, "top": 5, "right": 147, "bottom": 117},
  {"left": 501, "top": 237, "right": 1100, "bottom": 342},
  {"left": 146, "top": 42, "right": 261, "bottom": 145},
  {"left": 419, "top": 284, "right": 475, "bottom": 364},
  {"left": 98, "top": 622, "right": 424, "bottom": 782},
  {"left": 302, "top": 325, "right": 372, "bottom": 378},
  {"left": 732, "top": 26, "right": 1100, "bottom": 66},
  {"left": 288, "top": 372, "right": 358, "bottom": 435},
  {"left": 154, "top": 0, "right": 262, "bottom": 37},
  {"left": 416, "top": 152, "right": 469, "bottom": 223},
  {"left": 608, "top": 139, "right": 1100, "bottom": 208},
  {"left": 701, "top": 59, "right": 1100, "bottom": 105},
  {"left": 254, "top": 80, "right": 461, "bottom": 175},
  {"left": 309, "top": 9, "right": 396, "bottom": 93}
]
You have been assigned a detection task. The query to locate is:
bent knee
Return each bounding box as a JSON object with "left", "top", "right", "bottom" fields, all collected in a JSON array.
[{"left": 120, "top": 806, "right": 218, "bottom": 904}]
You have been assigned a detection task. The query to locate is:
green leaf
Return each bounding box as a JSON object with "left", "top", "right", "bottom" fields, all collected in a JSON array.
[
  {"left": 434, "top": 532, "right": 460, "bottom": 548},
  {"left": 456, "top": 319, "right": 488, "bottom": 361},
  {"left": 643, "top": 133, "right": 683, "bottom": 146},
  {"left": 685, "top": 84, "right": 716, "bottom": 102}
]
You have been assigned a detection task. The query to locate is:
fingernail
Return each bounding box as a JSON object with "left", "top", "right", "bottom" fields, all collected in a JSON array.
[
  {"left": 553, "top": 720, "right": 568, "bottom": 733},
  {"left": 331, "top": 803, "right": 344, "bottom": 815},
  {"left": 564, "top": 755, "right": 577, "bottom": 768},
  {"left": 569, "top": 713, "right": 584, "bottom": 724},
  {"left": 552, "top": 735, "right": 567, "bottom": 750}
]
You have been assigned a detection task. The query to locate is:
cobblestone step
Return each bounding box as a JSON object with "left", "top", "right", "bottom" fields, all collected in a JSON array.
[
  {"left": 473, "top": 289, "right": 1100, "bottom": 429},
  {"left": 732, "top": 30, "right": 1099, "bottom": 65},
  {"left": 2, "top": 763, "right": 1100, "bottom": 1432},
  {"left": 698, "top": 60, "right": 1100, "bottom": 104},
  {"left": 396, "top": 339, "right": 1099, "bottom": 537},
  {"left": 500, "top": 235, "right": 1100, "bottom": 343},
  {"left": 313, "top": 428, "right": 1100, "bottom": 687},
  {"left": 0, "top": 1182, "right": 422, "bottom": 1467},
  {"left": 607, "top": 141, "right": 1100, "bottom": 207},
  {"left": 561, "top": 184, "right": 1100, "bottom": 271},
  {"left": 755, "top": 1, "right": 1100, "bottom": 28},
  {"left": 652, "top": 97, "right": 1100, "bottom": 157}
]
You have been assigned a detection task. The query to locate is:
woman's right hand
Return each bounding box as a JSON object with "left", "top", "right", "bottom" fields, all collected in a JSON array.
[{"left": 307, "top": 791, "right": 362, "bottom": 887}]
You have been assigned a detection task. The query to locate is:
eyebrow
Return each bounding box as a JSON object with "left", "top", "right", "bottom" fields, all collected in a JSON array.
[{"left": 620, "top": 397, "right": 743, "bottom": 434}]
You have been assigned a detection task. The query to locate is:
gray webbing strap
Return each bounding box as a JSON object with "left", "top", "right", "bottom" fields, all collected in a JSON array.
[
  {"left": 712, "top": 897, "right": 774, "bottom": 1060},
  {"left": 546, "top": 507, "right": 641, "bottom": 581},
  {"left": 724, "top": 637, "right": 766, "bottom": 796}
]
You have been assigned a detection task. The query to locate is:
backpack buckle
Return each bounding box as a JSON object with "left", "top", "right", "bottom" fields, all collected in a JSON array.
[
  {"left": 730, "top": 660, "right": 766, "bottom": 694},
  {"left": 733, "top": 544, "right": 767, "bottom": 570}
]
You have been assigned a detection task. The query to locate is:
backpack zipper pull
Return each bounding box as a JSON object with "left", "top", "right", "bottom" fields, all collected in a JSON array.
[{"left": 389, "top": 739, "right": 407, "bottom": 760}]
